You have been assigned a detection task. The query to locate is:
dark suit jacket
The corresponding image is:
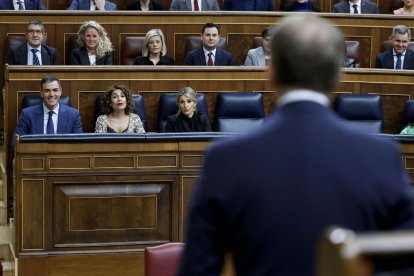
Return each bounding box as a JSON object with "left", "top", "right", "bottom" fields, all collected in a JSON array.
[
  {"left": 126, "top": 0, "right": 163, "bottom": 10},
  {"left": 133, "top": 55, "right": 174, "bottom": 65},
  {"left": 170, "top": 0, "right": 220, "bottom": 11},
  {"left": 0, "top": 0, "right": 45, "bottom": 10},
  {"left": 222, "top": 0, "right": 274, "bottom": 11},
  {"left": 165, "top": 112, "right": 211, "bottom": 132},
  {"left": 184, "top": 47, "right": 236, "bottom": 66},
  {"left": 178, "top": 100, "right": 414, "bottom": 275},
  {"left": 375, "top": 49, "right": 414, "bottom": 69},
  {"left": 68, "top": 0, "right": 117, "bottom": 10},
  {"left": 69, "top": 47, "right": 112, "bottom": 65},
  {"left": 15, "top": 103, "right": 83, "bottom": 136},
  {"left": 333, "top": 0, "right": 378, "bottom": 13},
  {"left": 6, "top": 43, "right": 60, "bottom": 65},
  {"left": 284, "top": 2, "right": 320, "bottom": 12}
]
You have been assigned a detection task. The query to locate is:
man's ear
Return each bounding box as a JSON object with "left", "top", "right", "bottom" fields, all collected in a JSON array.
[{"left": 388, "top": 35, "right": 393, "bottom": 42}]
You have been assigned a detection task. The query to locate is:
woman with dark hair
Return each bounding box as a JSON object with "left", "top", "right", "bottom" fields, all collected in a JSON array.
[
  {"left": 165, "top": 87, "right": 211, "bottom": 132},
  {"left": 126, "top": 0, "right": 163, "bottom": 10},
  {"left": 401, "top": 109, "right": 414, "bottom": 134},
  {"left": 95, "top": 84, "right": 145, "bottom": 133},
  {"left": 244, "top": 26, "right": 272, "bottom": 66}
]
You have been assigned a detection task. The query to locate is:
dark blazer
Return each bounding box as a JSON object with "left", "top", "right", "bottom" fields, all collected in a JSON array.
[
  {"left": 375, "top": 49, "right": 414, "bottom": 69},
  {"left": 184, "top": 47, "right": 236, "bottom": 66},
  {"left": 15, "top": 103, "right": 83, "bottom": 136},
  {"left": 0, "top": 0, "right": 45, "bottom": 10},
  {"left": 284, "top": 2, "right": 321, "bottom": 12},
  {"left": 170, "top": 0, "right": 220, "bottom": 11},
  {"left": 69, "top": 47, "right": 112, "bottom": 65},
  {"left": 165, "top": 112, "right": 211, "bottom": 132},
  {"left": 222, "top": 0, "right": 274, "bottom": 11},
  {"left": 126, "top": 0, "right": 163, "bottom": 10},
  {"left": 6, "top": 43, "right": 60, "bottom": 65},
  {"left": 333, "top": 0, "right": 378, "bottom": 14},
  {"left": 133, "top": 55, "right": 174, "bottom": 65},
  {"left": 178, "top": 101, "right": 414, "bottom": 275},
  {"left": 68, "top": 0, "right": 117, "bottom": 10}
]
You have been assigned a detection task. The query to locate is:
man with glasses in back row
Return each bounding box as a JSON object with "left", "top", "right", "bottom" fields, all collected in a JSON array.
[
  {"left": 0, "top": 0, "right": 45, "bottom": 10},
  {"left": 376, "top": 25, "right": 414, "bottom": 70},
  {"left": 6, "top": 19, "right": 60, "bottom": 65}
]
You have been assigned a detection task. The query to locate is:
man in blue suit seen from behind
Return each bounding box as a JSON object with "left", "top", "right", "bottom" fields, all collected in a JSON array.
[
  {"left": 222, "top": 0, "right": 275, "bottom": 11},
  {"left": 15, "top": 75, "right": 83, "bottom": 136},
  {"left": 184, "top": 22, "right": 236, "bottom": 66},
  {"left": 68, "top": 0, "right": 117, "bottom": 10},
  {"left": 178, "top": 14, "right": 414, "bottom": 275},
  {"left": 0, "top": 0, "right": 45, "bottom": 10}
]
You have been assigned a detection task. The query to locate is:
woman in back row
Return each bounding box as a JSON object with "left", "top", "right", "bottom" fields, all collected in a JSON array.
[
  {"left": 133, "top": 29, "right": 174, "bottom": 65},
  {"left": 69, "top": 20, "right": 113, "bottom": 65}
]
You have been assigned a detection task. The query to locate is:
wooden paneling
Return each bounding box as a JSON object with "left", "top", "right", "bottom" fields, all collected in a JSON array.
[{"left": 15, "top": 136, "right": 207, "bottom": 275}]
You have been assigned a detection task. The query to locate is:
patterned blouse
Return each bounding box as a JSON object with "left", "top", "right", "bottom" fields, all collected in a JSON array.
[{"left": 95, "top": 113, "right": 145, "bottom": 133}]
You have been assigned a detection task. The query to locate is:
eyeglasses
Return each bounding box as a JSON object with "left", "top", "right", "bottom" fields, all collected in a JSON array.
[{"left": 26, "top": 29, "right": 43, "bottom": 35}]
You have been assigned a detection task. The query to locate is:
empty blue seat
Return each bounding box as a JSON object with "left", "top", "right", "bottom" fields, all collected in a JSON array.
[
  {"left": 334, "top": 94, "right": 383, "bottom": 133},
  {"left": 215, "top": 92, "right": 265, "bottom": 132},
  {"left": 95, "top": 94, "right": 147, "bottom": 131},
  {"left": 157, "top": 93, "right": 208, "bottom": 133}
]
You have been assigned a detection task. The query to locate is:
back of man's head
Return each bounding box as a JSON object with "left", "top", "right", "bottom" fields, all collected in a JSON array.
[{"left": 271, "top": 14, "right": 344, "bottom": 94}]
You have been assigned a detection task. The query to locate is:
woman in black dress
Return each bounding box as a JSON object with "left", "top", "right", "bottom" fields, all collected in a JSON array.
[
  {"left": 133, "top": 29, "right": 174, "bottom": 66},
  {"left": 165, "top": 87, "right": 211, "bottom": 132}
]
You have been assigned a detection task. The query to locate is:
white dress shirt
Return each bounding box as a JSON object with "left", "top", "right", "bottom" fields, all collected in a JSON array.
[
  {"left": 348, "top": 0, "right": 361, "bottom": 14},
  {"left": 27, "top": 44, "right": 43, "bottom": 65},
  {"left": 203, "top": 47, "right": 217, "bottom": 65}
]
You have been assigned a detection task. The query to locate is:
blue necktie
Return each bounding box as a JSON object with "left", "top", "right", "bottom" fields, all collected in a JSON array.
[
  {"left": 47, "top": 110, "right": 54, "bottom": 134},
  {"left": 17, "top": 1, "right": 24, "bottom": 10},
  {"left": 31, "top": 48, "right": 40, "bottom": 65},
  {"left": 396, "top": 53, "right": 402, "bottom": 70}
]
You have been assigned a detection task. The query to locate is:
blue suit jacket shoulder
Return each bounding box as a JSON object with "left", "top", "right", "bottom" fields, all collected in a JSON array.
[
  {"left": 68, "top": 0, "right": 117, "bottom": 10},
  {"left": 223, "top": 0, "right": 274, "bottom": 11},
  {"left": 0, "top": 0, "right": 45, "bottom": 10}
]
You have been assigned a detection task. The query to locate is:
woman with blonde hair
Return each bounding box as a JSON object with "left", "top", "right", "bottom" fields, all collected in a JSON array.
[
  {"left": 165, "top": 87, "right": 211, "bottom": 132},
  {"left": 133, "top": 29, "right": 174, "bottom": 65},
  {"left": 69, "top": 20, "right": 113, "bottom": 65},
  {"left": 394, "top": 0, "right": 414, "bottom": 14}
]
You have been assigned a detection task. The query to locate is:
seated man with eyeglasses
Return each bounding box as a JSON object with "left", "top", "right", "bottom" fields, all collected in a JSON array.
[{"left": 6, "top": 19, "right": 61, "bottom": 65}]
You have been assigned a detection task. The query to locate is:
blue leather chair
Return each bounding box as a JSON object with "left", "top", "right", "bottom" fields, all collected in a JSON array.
[
  {"left": 21, "top": 95, "right": 71, "bottom": 109},
  {"left": 334, "top": 94, "right": 384, "bottom": 133},
  {"left": 95, "top": 94, "right": 147, "bottom": 131},
  {"left": 157, "top": 93, "right": 209, "bottom": 133},
  {"left": 215, "top": 92, "right": 265, "bottom": 132},
  {"left": 401, "top": 100, "right": 414, "bottom": 132}
]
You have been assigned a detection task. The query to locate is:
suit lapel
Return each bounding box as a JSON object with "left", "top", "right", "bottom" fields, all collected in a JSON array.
[
  {"left": 385, "top": 50, "right": 394, "bottom": 69},
  {"left": 343, "top": 2, "right": 350, "bottom": 13},
  {"left": 215, "top": 48, "right": 221, "bottom": 65},
  {"left": 57, "top": 105, "right": 67, "bottom": 134},
  {"left": 403, "top": 50, "right": 413, "bottom": 69},
  {"left": 41, "top": 46, "right": 50, "bottom": 65},
  {"left": 19, "top": 44, "right": 28, "bottom": 65},
  {"left": 24, "top": 0, "right": 32, "bottom": 9},
  {"left": 197, "top": 48, "right": 206, "bottom": 65},
  {"left": 34, "top": 104, "right": 45, "bottom": 134},
  {"left": 186, "top": 0, "right": 192, "bottom": 10}
]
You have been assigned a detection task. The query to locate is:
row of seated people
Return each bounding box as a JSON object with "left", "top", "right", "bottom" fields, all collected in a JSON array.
[
  {"left": 1, "top": 0, "right": 411, "bottom": 14},
  {"left": 17, "top": 74, "right": 414, "bottom": 137},
  {"left": 6, "top": 18, "right": 407, "bottom": 69}
]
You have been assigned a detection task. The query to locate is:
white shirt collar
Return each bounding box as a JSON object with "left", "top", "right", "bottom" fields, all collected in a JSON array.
[
  {"left": 43, "top": 103, "right": 59, "bottom": 114},
  {"left": 349, "top": 0, "right": 361, "bottom": 6},
  {"left": 393, "top": 49, "right": 406, "bottom": 56},
  {"left": 277, "top": 89, "right": 330, "bottom": 107},
  {"left": 203, "top": 47, "right": 217, "bottom": 57},
  {"left": 27, "top": 44, "right": 41, "bottom": 52}
]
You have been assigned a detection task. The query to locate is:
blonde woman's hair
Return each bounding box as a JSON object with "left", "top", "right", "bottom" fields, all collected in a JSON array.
[
  {"left": 142, "top": 29, "right": 167, "bottom": 57},
  {"left": 77, "top": 20, "right": 113, "bottom": 58}
]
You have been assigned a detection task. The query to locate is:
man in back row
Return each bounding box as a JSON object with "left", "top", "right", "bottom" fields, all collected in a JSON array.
[
  {"left": 170, "top": 0, "right": 220, "bottom": 11},
  {"left": 376, "top": 25, "right": 414, "bottom": 70},
  {"left": 333, "top": 0, "right": 378, "bottom": 14},
  {"left": 6, "top": 19, "right": 60, "bottom": 65},
  {"left": 0, "top": 0, "right": 45, "bottom": 10},
  {"left": 184, "top": 22, "right": 235, "bottom": 66},
  {"left": 178, "top": 14, "right": 414, "bottom": 275}
]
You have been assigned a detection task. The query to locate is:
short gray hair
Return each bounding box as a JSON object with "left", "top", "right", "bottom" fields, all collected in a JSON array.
[
  {"left": 391, "top": 25, "right": 411, "bottom": 39},
  {"left": 271, "top": 14, "right": 345, "bottom": 94}
]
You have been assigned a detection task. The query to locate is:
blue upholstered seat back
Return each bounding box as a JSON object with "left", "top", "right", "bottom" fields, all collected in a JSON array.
[
  {"left": 95, "top": 94, "right": 147, "bottom": 131},
  {"left": 21, "top": 95, "right": 71, "bottom": 109},
  {"left": 215, "top": 92, "right": 265, "bottom": 132},
  {"left": 334, "top": 94, "right": 384, "bottom": 133},
  {"left": 157, "top": 93, "right": 209, "bottom": 133}
]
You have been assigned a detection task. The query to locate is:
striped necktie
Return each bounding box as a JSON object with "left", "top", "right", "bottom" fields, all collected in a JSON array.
[
  {"left": 17, "top": 1, "right": 24, "bottom": 10},
  {"left": 31, "top": 48, "right": 40, "bottom": 65}
]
